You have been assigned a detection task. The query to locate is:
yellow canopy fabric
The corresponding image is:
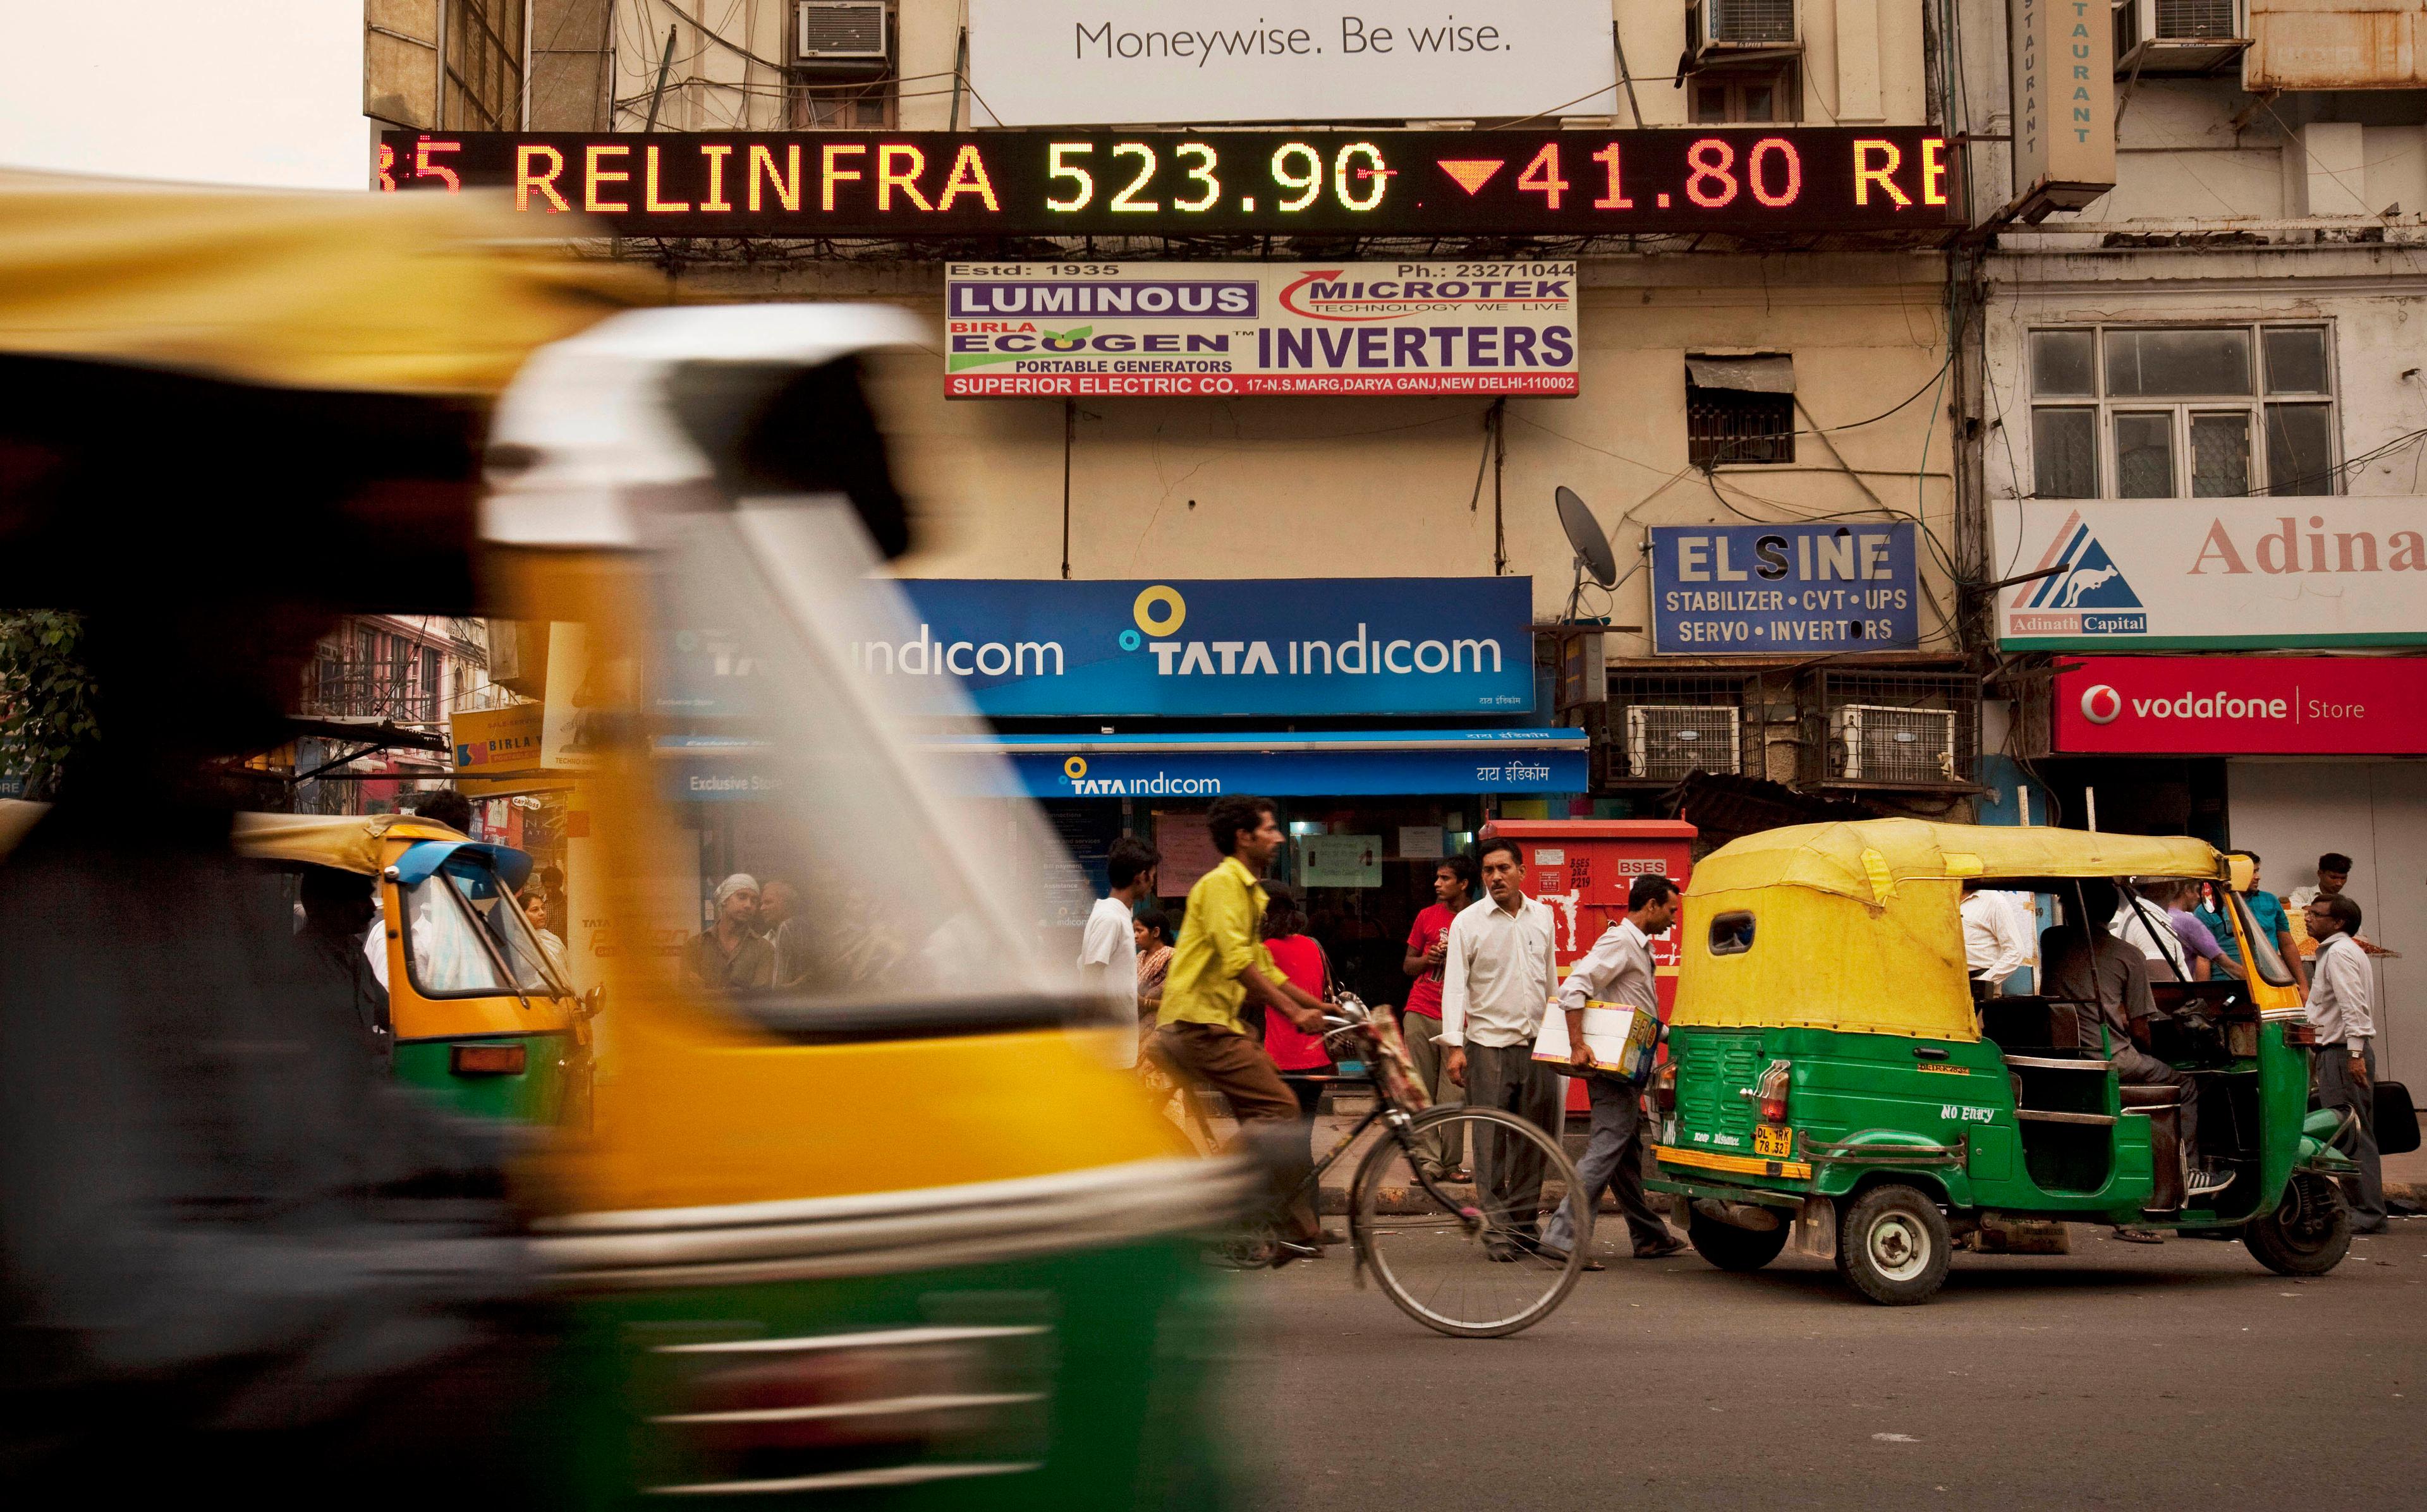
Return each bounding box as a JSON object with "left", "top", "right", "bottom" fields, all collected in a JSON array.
[
  {"left": 1672, "top": 821, "right": 2219, "bottom": 1043},
  {"left": 233, "top": 812, "right": 466, "bottom": 875},
  {"left": 0, "top": 171, "right": 651, "bottom": 396},
  {"left": 1688, "top": 818, "right": 2223, "bottom": 907}
]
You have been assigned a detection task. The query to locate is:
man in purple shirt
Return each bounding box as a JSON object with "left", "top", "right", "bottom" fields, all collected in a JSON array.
[{"left": 2163, "top": 880, "right": 2238, "bottom": 981}]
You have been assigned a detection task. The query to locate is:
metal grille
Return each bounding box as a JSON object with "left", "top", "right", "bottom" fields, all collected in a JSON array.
[
  {"left": 1710, "top": 0, "right": 1799, "bottom": 44},
  {"left": 1687, "top": 387, "right": 1795, "bottom": 466},
  {"left": 797, "top": 1, "right": 888, "bottom": 59},
  {"left": 1627, "top": 706, "right": 1745, "bottom": 780},
  {"left": 1800, "top": 671, "right": 1978, "bottom": 790},
  {"left": 1595, "top": 676, "right": 1755, "bottom": 787},
  {"left": 2154, "top": 0, "right": 2237, "bottom": 38}
]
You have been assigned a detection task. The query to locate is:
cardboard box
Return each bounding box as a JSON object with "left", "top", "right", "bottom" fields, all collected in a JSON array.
[{"left": 1533, "top": 1000, "right": 1662, "bottom": 1081}]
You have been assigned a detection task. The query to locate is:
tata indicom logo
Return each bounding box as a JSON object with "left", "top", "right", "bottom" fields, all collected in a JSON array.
[{"left": 2080, "top": 684, "right": 2123, "bottom": 724}]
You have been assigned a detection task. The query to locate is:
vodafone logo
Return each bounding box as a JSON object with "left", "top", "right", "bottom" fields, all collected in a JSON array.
[{"left": 2080, "top": 684, "right": 2122, "bottom": 725}]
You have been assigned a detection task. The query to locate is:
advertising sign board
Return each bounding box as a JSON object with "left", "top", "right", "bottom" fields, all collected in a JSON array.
[
  {"left": 1998, "top": 498, "right": 2427, "bottom": 649},
  {"left": 944, "top": 261, "right": 1576, "bottom": 397},
  {"left": 379, "top": 128, "right": 1960, "bottom": 239},
  {"left": 2009, "top": 0, "right": 2117, "bottom": 210},
  {"left": 1648, "top": 523, "right": 1921, "bottom": 653},
  {"left": 2052, "top": 656, "right": 2427, "bottom": 754},
  {"left": 964, "top": 0, "right": 1618, "bottom": 127},
  {"left": 862, "top": 577, "right": 1535, "bottom": 717},
  {"left": 450, "top": 702, "right": 545, "bottom": 773}
]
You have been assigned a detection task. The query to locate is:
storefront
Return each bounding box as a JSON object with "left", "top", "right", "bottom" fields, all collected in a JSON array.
[
  {"left": 851, "top": 574, "right": 1585, "bottom": 1005},
  {"left": 2031, "top": 655, "right": 2427, "bottom": 1089}
]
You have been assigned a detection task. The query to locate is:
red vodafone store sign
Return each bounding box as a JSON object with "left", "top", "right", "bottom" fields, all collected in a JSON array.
[{"left": 2052, "top": 656, "right": 2427, "bottom": 754}]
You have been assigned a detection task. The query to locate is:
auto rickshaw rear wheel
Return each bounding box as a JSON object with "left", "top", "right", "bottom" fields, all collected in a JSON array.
[
  {"left": 1687, "top": 1206, "right": 1791, "bottom": 1271},
  {"left": 2243, "top": 1171, "right": 2351, "bottom": 1278},
  {"left": 1835, "top": 1184, "right": 1953, "bottom": 1305}
]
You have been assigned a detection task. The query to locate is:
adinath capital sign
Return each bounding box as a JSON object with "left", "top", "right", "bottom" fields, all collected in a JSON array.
[
  {"left": 855, "top": 577, "right": 1533, "bottom": 717},
  {"left": 945, "top": 262, "right": 1576, "bottom": 397},
  {"left": 1999, "top": 497, "right": 2427, "bottom": 649},
  {"left": 2052, "top": 656, "right": 2427, "bottom": 754}
]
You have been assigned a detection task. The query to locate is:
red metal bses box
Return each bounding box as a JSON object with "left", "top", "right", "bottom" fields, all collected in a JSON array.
[{"left": 1477, "top": 819, "right": 1696, "bottom": 1113}]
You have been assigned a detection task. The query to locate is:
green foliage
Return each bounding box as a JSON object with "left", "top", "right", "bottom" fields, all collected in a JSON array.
[{"left": 0, "top": 611, "right": 100, "bottom": 801}]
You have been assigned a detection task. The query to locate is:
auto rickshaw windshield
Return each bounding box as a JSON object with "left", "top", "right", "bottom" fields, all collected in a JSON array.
[
  {"left": 399, "top": 856, "right": 569, "bottom": 1000},
  {"left": 610, "top": 504, "right": 1075, "bottom": 1020}
]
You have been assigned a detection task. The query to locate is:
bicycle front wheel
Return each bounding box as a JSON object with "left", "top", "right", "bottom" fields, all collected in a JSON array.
[{"left": 1350, "top": 1105, "right": 1586, "bottom": 1338}]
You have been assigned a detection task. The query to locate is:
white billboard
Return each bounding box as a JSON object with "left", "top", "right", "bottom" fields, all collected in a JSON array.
[
  {"left": 1997, "top": 497, "right": 2427, "bottom": 649},
  {"left": 964, "top": 0, "right": 1619, "bottom": 127},
  {"left": 944, "top": 260, "right": 1579, "bottom": 397}
]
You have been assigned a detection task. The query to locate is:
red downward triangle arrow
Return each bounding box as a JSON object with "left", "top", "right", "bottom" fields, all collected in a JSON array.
[{"left": 1437, "top": 159, "right": 1506, "bottom": 195}]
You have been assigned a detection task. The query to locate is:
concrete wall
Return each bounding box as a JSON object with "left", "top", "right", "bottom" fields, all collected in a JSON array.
[{"left": 668, "top": 253, "right": 1961, "bottom": 654}]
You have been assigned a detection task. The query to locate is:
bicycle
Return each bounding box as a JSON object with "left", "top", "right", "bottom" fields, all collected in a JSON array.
[{"left": 1201, "top": 993, "right": 1589, "bottom": 1339}]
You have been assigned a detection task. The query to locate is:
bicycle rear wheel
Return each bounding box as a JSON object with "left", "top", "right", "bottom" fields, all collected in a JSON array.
[{"left": 1350, "top": 1106, "right": 1586, "bottom": 1338}]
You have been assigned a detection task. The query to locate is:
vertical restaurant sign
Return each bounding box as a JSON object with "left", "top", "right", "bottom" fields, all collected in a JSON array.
[
  {"left": 1648, "top": 523, "right": 1921, "bottom": 653},
  {"left": 1998, "top": 497, "right": 2427, "bottom": 648},
  {"left": 857, "top": 577, "right": 1535, "bottom": 716},
  {"left": 2010, "top": 0, "right": 2117, "bottom": 209},
  {"left": 944, "top": 262, "right": 1577, "bottom": 397}
]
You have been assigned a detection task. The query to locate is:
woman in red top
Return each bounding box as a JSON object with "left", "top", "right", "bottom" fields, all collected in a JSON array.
[{"left": 1258, "top": 885, "right": 1334, "bottom": 1118}]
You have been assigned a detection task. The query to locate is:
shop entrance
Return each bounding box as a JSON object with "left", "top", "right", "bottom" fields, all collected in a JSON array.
[{"left": 2229, "top": 761, "right": 2427, "bottom": 1094}]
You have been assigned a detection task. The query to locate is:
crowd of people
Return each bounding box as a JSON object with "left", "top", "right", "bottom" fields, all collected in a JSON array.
[{"left": 1963, "top": 847, "right": 2393, "bottom": 1237}]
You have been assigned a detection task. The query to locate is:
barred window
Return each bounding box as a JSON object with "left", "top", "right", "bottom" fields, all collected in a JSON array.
[{"left": 2028, "top": 325, "right": 2338, "bottom": 499}]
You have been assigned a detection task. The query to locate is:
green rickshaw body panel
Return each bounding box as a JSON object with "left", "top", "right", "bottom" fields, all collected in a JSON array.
[
  {"left": 393, "top": 1031, "right": 582, "bottom": 1123},
  {"left": 1663, "top": 1017, "right": 2313, "bottom": 1228},
  {"left": 548, "top": 1237, "right": 1236, "bottom": 1510}
]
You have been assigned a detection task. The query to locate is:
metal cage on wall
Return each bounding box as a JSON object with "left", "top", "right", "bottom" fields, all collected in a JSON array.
[
  {"left": 1797, "top": 670, "right": 1980, "bottom": 790},
  {"left": 1591, "top": 674, "right": 1760, "bottom": 787}
]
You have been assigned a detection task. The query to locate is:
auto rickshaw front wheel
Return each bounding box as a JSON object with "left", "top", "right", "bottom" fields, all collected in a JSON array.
[
  {"left": 2243, "top": 1171, "right": 2351, "bottom": 1278},
  {"left": 1835, "top": 1185, "right": 1954, "bottom": 1305}
]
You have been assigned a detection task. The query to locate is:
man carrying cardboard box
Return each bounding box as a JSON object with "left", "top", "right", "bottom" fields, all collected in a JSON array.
[{"left": 1537, "top": 873, "right": 1688, "bottom": 1266}]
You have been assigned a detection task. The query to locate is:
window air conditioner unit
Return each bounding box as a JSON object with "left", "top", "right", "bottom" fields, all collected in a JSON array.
[
  {"left": 1689, "top": 0, "right": 1800, "bottom": 51},
  {"left": 1832, "top": 705, "right": 1957, "bottom": 785},
  {"left": 2112, "top": 0, "right": 2246, "bottom": 76},
  {"left": 797, "top": 1, "right": 889, "bottom": 63},
  {"left": 1625, "top": 705, "right": 1743, "bottom": 781}
]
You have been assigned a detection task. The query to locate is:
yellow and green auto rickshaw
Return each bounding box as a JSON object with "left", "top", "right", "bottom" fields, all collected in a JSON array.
[
  {"left": 1648, "top": 819, "right": 2359, "bottom": 1305},
  {"left": 233, "top": 811, "right": 591, "bottom": 1123},
  {"left": 0, "top": 175, "right": 1244, "bottom": 1504}
]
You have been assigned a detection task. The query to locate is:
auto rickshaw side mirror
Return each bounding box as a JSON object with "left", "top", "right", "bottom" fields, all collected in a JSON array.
[{"left": 580, "top": 985, "right": 605, "bottom": 1019}]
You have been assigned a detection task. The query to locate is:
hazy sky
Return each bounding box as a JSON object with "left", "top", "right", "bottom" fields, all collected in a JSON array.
[{"left": 1, "top": 4, "right": 368, "bottom": 190}]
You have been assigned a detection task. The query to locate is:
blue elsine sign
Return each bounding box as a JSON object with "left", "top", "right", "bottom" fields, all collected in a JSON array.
[
  {"left": 861, "top": 577, "right": 1535, "bottom": 717},
  {"left": 1649, "top": 523, "right": 1920, "bottom": 653}
]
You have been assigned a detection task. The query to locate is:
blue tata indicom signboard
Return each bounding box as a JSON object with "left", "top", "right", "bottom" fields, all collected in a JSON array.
[
  {"left": 862, "top": 577, "right": 1535, "bottom": 717},
  {"left": 1648, "top": 523, "right": 1920, "bottom": 653}
]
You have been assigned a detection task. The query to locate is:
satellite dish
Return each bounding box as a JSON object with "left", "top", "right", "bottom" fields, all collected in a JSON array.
[{"left": 1556, "top": 485, "right": 1617, "bottom": 588}]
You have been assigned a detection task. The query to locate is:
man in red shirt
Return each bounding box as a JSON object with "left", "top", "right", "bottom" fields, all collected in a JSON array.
[{"left": 1399, "top": 853, "right": 1477, "bottom": 1183}]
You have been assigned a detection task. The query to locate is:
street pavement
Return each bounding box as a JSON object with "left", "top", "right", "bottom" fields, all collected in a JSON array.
[{"left": 1221, "top": 1215, "right": 2427, "bottom": 1510}]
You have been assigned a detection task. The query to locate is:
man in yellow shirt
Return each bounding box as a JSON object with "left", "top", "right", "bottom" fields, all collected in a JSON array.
[{"left": 1150, "top": 794, "right": 1332, "bottom": 1255}]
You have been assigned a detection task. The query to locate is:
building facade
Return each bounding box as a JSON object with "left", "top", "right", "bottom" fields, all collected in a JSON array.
[{"left": 1958, "top": 0, "right": 2427, "bottom": 1084}]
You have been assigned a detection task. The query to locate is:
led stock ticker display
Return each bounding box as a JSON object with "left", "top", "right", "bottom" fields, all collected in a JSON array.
[{"left": 379, "top": 128, "right": 1960, "bottom": 238}]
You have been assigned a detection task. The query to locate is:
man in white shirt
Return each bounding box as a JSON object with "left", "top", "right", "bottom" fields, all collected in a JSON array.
[
  {"left": 1078, "top": 838, "right": 1159, "bottom": 1070},
  {"left": 1441, "top": 836, "right": 1561, "bottom": 1243},
  {"left": 1538, "top": 874, "right": 1686, "bottom": 1266},
  {"left": 2305, "top": 892, "right": 2386, "bottom": 1233},
  {"left": 1961, "top": 881, "right": 2032, "bottom": 995}
]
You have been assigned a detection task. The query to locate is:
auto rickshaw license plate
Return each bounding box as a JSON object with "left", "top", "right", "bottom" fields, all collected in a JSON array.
[{"left": 1753, "top": 1125, "right": 1793, "bottom": 1158}]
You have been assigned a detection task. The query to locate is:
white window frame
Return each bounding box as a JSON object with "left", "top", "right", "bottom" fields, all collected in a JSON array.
[{"left": 2024, "top": 322, "right": 2341, "bottom": 499}]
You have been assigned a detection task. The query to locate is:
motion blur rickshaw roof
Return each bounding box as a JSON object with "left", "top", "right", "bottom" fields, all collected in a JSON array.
[
  {"left": 1691, "top": 819, "right": 2225, "bottom": 905},
  {"left": 0, "top": 169, "right": 649, "bottom": 395}
]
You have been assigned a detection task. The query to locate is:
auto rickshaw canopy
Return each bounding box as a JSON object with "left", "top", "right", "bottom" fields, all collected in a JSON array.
[
  {"left": 231, "top": 811, "right": 469, "bottom": 875},
  {"left": 0, "top": 169, "right": 648, "bottom": 396},
  {"left": 1673, "top": 820, "right": 2228, "bottom": 1043}
]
